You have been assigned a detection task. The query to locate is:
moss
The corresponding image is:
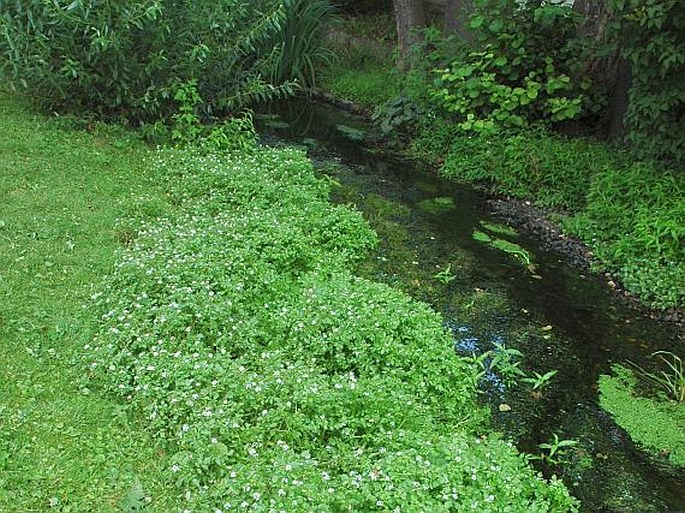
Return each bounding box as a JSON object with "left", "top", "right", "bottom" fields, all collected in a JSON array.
[
  {"left": 364, "top": 193, "right": 412, "bottom": 219},
  {"left": 599, "top": 365, "right": 685, "bottom": 467}
]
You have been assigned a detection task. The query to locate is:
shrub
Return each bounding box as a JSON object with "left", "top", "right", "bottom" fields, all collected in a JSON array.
[
  {"left": 0, "top": 0, "right": 334, "bottom": 121},
  {"left": 565, "top": 163, "right": 685, "bottom": 308},
  {"left": 609, "top": 0, "right": 685, "bottom": 166},
  {"left": 85, "top": 145, "right": 579, "bottom": 511},
  {"left": 429, "top": 0, "right": 592, "bottom": 132}
]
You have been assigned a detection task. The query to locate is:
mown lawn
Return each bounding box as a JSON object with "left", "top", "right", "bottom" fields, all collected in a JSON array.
[{"left": 0, "top": 94, "right": 178, "bottom": 512}]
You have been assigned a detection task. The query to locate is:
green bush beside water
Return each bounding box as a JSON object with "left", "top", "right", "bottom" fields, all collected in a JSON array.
[{"left": 86, "top": 144, "right": 578, "bottom": 511}]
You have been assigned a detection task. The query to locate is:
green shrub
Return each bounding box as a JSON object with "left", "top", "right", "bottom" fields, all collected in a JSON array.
[
  {"left": 565, "top": 163, "right": 685, "bottom": 308},
  {"left": 429, "top": 0, "right": 593, "bottom": 132},
  {"left": 85, "top": 145, "right": 579, "bottom": 511},
  {"left": 609, "top": 0, "right": 685, "bottom": 165},
  {"left": 0, "top": 0, "right": 334, "bottom": 121}
]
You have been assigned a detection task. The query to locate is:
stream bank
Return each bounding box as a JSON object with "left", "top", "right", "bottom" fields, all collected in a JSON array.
[
  {"left": 258, "top": 99, "right": 684, "bottom": 513},
  {"left": 303, "top": 89, "right": 685, "bottom": 328}
]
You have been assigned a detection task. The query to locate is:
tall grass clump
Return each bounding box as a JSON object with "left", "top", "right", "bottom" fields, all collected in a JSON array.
[
  {"left": 0, "top": 0, "right": 335, "bottom": 121},
  {"left": 85, "top": 140, "right": 579, "bottom": 511}
]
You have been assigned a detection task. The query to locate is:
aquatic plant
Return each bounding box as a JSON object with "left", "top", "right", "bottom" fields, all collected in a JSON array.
[
  {"left": 533, "top": 434, "right": 579, "bottom": 467},
  {"left": 599, "top": 365, "right": 685, "bottom": 467},
  {"left": 433, "top": 263, "right": 456, "bottom": 285},
  {"left": 628, "top": 351, "right": 685, "bottom": 403},
  {"left": 523, "top": 370, "right": 559, "bottom": 391},
  {"left": 472, "top": 230, "right": 534, "bottom": 268}
]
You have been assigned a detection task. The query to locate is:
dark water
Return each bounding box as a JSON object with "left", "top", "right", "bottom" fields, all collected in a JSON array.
[{"left": 257, "top": 100, "right": 685, "bottom": 513}]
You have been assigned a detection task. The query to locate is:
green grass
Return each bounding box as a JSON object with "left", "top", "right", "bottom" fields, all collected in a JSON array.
[
  {"left": 321, "top": 62, "right": 400, "bottom": 107},
  {"left": 0, "top": 94, "right": 179, "bottom": 512}
]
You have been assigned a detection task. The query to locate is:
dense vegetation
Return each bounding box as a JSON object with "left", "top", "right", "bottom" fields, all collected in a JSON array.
[
  {"left": 0, "top": 92, "right": 579, "bottom": 510},
  {"left": 1, "top": 0, "right": 683, "bottom": 509},
  {"left": 323, "top": 1, "right": 685, "bottom": 311},
  {"left": 0, "top": 0, "right": 333, "bottom": 122},
  {"left": 84, "top": 140, "right": 578, "bottom": 511}
]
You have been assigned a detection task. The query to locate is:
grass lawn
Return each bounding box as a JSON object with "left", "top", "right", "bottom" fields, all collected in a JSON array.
[{"left": 0, "top": 94, "right": 179, "bottom": 512}]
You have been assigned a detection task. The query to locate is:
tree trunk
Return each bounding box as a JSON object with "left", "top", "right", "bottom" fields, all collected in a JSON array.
[
  {"left": 607, "top": 58, "right": 630, "bottom": 141},
  {"left": 573, "top": 0, "right": 627, "bottom": 140},
  {"left": 393, "top": 0, "right": 426, "bottom": 69},
  {"left": 443, "top": 0, "right": 472, "bottom": 40}
]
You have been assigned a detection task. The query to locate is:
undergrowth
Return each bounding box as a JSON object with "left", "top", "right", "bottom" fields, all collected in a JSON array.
[
  {"left": 320, "top": 48, "right": 400, "bottom": 107},
  {"left": 86, "top": 144, "right": 579, "bottom": 511},
  {"left": 413, "top": 124, "right": 685, "bottom": 310}
]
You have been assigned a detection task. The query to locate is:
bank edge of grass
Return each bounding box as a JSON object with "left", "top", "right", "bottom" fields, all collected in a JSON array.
[{"left": 0, "top": 93, "right": 180, "bottom": 512}]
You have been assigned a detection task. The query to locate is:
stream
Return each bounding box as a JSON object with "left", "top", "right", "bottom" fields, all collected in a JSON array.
[{"left": 257, "top": 100, "right": 684, "bottom": 513}]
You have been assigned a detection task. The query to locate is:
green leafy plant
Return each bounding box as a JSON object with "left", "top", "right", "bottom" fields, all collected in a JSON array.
[
  {"left": 523, "top": 370, "right": 558, "bottom": 391},
  {"left": 433, "top": 263, "right": 456, "bottom": 285},
  {"left": 170, "top": 80, "right": 204, "bottom": 145},
  {"left": 467, "top": 342, "right": 527, "bottom": 387},
  {"left": 627, "top": 351, "right": 685, "bottom": 403},
  {"left": 534, "top": 434, "right": 579, "bottom": 466},
  {"left": 0, "top": 0, "right": 334, "bottom": 121},
  {"left": 430, "top": 0, "right": 591, "bottom": 132},
  {"left": 609, "top": 0, "right": 685, "bottom": 165},
  {"left": 153, "top": 79, "right": 257, "bottom": 151},
  {"left": 373, "top": 95, "right": 425, "bottom": 135}
]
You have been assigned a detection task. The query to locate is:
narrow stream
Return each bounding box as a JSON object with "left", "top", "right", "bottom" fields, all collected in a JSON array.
[{"left": 258, "top": 100, "right": 684, "bottom": 512}]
